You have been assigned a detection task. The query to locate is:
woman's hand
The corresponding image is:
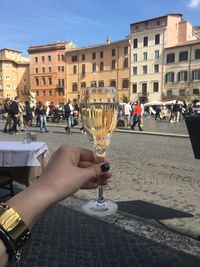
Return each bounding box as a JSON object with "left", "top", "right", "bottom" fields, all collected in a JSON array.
[{"left": 39, "top": 145, "right": 111, "bottom": 204}]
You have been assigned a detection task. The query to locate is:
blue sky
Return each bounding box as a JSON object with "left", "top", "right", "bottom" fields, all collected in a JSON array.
[{"left": 1, "top": 0, "right": 200, "bottom": 55}]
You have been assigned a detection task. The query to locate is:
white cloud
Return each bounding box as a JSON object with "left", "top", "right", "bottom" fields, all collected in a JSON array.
[{"left": 188, "top": 0, "right": 200, "bottom": 7}]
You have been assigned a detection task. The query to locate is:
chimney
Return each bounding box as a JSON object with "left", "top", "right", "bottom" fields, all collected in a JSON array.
[{"left": 106, "top": 36, "right": 111, "bottom": 44}]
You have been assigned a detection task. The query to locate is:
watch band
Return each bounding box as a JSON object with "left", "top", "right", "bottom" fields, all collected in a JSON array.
[{"left": 0, "top": 203, "right": 31, "bottom": 260}]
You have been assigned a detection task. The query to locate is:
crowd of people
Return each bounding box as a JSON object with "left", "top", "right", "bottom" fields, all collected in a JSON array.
[
  {"left": 1, "top": 97, "right": 199, "bottom": 135},
  {"left": 0, "top": 97, "right": 80, "bottom": 135},
  {"left": 117, "top": 100, "right": 200, "bottom": 131}
]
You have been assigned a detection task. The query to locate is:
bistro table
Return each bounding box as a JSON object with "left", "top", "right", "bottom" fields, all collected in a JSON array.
[{"left": 0, "top": 141, "right": 48, "bottom": 186}]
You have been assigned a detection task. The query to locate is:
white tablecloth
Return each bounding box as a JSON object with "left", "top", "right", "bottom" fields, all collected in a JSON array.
[{"left": 0, "top": 141, "right": 48, "bottom": 167}]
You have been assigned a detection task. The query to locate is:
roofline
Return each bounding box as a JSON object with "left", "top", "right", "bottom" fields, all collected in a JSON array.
[
  {"left": 165, "top": 39, "right": 200, "bottom": 49},
  {"left": 0, "top": 48, "right": 22, "bottom": 53},
  {"left": 65, "top": 38, "right": 130, "bottom": 53},
  {"left": 130, "top": 13, "right": 183, "bottom": 26}
]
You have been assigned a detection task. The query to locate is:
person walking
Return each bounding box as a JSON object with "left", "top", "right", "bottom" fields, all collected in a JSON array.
[
  {"left": 3, "top": 98, "right": 12, "bottom": 133},
  {"left": 64, "top": 99, "right": 74, "bottom": 134},
  {"left": 131, "top": 101, "right": 143, "bottom": 131},
  {"left": 124, "top": 102, "right": 132, "bottom": 127},
  {"left": 172, "top": 100, "right": 181, "bottom": 123}
]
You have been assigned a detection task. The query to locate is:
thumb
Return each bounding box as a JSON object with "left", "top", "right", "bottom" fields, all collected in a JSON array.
[{"left": 79, "top": 163, "right": 110, "bottom": 182}]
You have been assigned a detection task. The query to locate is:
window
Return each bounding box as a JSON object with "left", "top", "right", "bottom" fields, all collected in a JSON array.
[
  {"left": 72, "top": 55, "right": 77, "bottom": 62},
  {"left": 36, "top": 78, "right": 39, "bottom": 86},
  {"left": 100, "top": 62, "right": 104, "bottom": 71},
  {"left": 143, "top": 65, "right": 147, "bottom": 74},
  {"left": 123, "top": 58, "right": 128, "bottom": 68},
  {"left": 92, "top": 63, "right": 96, "bottom": 73},
  {"left": 156, "top": 20, "right": 160, "bottom": 26},
  {"left": 143, "top": 36, "right": 148, "bottom": 47},
  {"left": 179, "top": 89, "right": 185, "bottom": 96},
  {"left": 48, "top": 56, "right": 51, "bottom": 62},
  {"left": 155, "top": 50, "right": 159, "bottom": 59},
  {"left": 193, "top": 88, "right": 199, "bottom": 94},
  {"left": 61, "top": 55, "right": 64, "bottom": 61},
  {"left": 195, "top": 49, "right": 200, "bottom": 59},
  {"left": 153, "top": 82, "right": 159, "bottom": 92},
  {"left": 155, "top": 34, "right": 160, "bottom": 45},
  {"left": 35, "top": 57, "right": 38, "bottom": 63},
  {"left": 167, "top": 90, "right": 172, "bottom": 97},
  {"left": 58, "top": 79, "right": 61, "bottom": 87},
  {"left": 42, "top": 67, "right": 45, "bottom": 73},
  {"left": 154, "top": 64, "right": 159, "bottom": 73},
  {"left": 62, "top": 66, "right": 64, "bottom": 72},
  {"left": 58, "top": 55, "right": 60, "bottom": 61},
  {"left": 133, "top": 38, "right": 138, "bottom": 48},
  {"left": 122, "top": 79, "right": 129, "bottom": 89},
  {"left": 111, "top": 60, "right": 116, "bottom": 70},
  {"left": 143, "top": 52, "right": 148, "bottom": 61},
  {"left": 166, "top": 53, "right": 175, "bottom": 63},
  {"left": 192, "top": 69, "right": 200, "bottom": 80},
  {"left": 73, "top": 65, "right": 77, "bottom": 74},
  {"left": 81, "top": 82, "right": 86, "bottom": 88},
  {"left": 36, "top": 91, "right": 39, "bottom": 96},
  {"left": 42, "top": 78, "right": 46, "bottom": 86},
  {"left": 132, "top": 83, "right": 137, "bottom": 93},
  {"left": 43, "top": 90, "right": 46, "bottom": 96},
  {"left": 110, "top": 80, "right": 116, "bottom": 87},
  {"left": 124, "top": 46, "right": 128, "bottom": 54},
  {"left": 72, "top": 83, "right": 78, "bottom": 92},
  {"left": 179, "top": 51, "right": 188, "bottom": 61},
  {"left": 178, "top": 71, "right": 188, "bottom": 82},
  {"left": 92, "top": 52, "right": 96, "bottom": 60},
  {"left": 35, "top": 68, "right": 38, "bottom": 73},
  {"left": 82, "top": 54, "right": 85, "bottom": 61},
  {"left": 133, "top": 53, "right": 137, "bottom": 62},
  {"left": 49, "top": 77, "right": 52, "bottom": 85},
  {"left": 133, "top": 67, "right": 137, "bottom": 75},
  {"left": 112, "top": 49, "right": 116, "bottom": 57},
  {"left": 49, "top": 90, "right": 52, "bottom": 96},
  {"left": 100, "top": 51, "right": 104, "bottom": 58},
  {"left": 58, "top": 66, "right": 61, "bottom": 72},
  {"left": 62, "top": 79, "right": 64, "bottom": 87},
  {"left": 82, "top": 64, "right": 86, "bottom": 75},
  {"left": 142, "top": 83, "right": 147, "bottom": 96},
  {"left": 165, "top": 72, "right": 174, "bottom": 83},
  {"left": 48, "top": 67, "right": 51, "bottom": 72},
  {"left": 98, "top": 80, "right": 104, "bottom": 87},
  {"left": 42, "top": 56, "right": 45, "bottom": 62}
]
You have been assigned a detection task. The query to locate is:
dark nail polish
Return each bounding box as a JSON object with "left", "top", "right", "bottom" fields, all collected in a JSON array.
[{"left": 100, "top": 163, "right": 110, "bottom": 173}]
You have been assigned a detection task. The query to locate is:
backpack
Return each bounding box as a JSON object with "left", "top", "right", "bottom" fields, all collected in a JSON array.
[{"left": 64, "top": 104, "right": 71, "bottom": 114}]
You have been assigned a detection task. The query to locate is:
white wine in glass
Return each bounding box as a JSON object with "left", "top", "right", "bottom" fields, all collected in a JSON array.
[{"left": 80, "top": 87, "right": 119, "bottom": 216}]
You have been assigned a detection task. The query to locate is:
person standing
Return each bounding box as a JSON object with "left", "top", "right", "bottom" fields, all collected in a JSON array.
[
  {"left": 10, "top": 96, "right": 20, "bottom": 134},
  {"left": 172, "top": 100, "right": 181, "bottom": 122},
  {"left": 124, "top": 102, "right": 132, "bottom": 127},
  {"left": 3, "top": 98, "right": 12, "bottom": 133},
  {"left": 64, "top": 99, "right": 74, "bottom": 134},
  {"left": 131, "top": 101, "right": 143, "bottom": 131},
  {"left": 36, "top": 101, "right": 49, "bottom": 133}
]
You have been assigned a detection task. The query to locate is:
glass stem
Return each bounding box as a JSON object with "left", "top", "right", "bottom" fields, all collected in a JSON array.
[{"left": 95, "top": 152, "right": 106, "bottom": 204}]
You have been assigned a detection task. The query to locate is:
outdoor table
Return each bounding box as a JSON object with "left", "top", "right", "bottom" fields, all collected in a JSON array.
[{"left": 0, "top": 141, "right": 48, "bottom": 186}]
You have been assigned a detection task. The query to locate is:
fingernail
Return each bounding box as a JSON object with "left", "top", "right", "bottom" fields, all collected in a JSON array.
[{"left": 100, "top": 163, "right": 110, "bottom": 173}]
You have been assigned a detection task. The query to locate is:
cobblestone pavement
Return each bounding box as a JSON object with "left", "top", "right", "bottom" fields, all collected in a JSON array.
[
  {"left": 6, "top": 204, "right": 200, "bottom": 267},
  {"left": 1, "top": 119, "right": 200, "bottom": 266}
]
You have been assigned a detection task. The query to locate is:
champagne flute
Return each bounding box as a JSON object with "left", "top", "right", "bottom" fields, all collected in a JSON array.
[{"left": 80, "top": 86, "right": 119, "bottom": 216}]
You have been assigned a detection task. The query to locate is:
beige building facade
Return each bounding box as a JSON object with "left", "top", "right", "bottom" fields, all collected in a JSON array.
[
  {"left": 163, "top": 40, "right": 200, "bottom": 101},
  {"left": 66, "top": 39, "right": 130, "bottom": 104},
  {"left": 0, "top": 49, "right": 29, "bottom": 100},
  {"left": 129, "top": 14, "right": 197, "bottom": 103}
]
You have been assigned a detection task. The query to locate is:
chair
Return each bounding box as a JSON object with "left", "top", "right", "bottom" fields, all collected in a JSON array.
[{"left": 0, "top": 174, "right": 14, "bottom": 200}]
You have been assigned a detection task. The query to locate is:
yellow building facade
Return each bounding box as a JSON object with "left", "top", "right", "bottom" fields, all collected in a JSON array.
[
  {"left": 65, "top": 39, "right": 130, "bottom": 104},
  {"left": 0, "top": 49, "right": 29, "bottom": 101}
]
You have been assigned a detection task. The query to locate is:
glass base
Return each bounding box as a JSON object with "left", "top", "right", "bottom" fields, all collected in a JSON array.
[{"left": 82, "top": 199, "right": 118, "bottom": 217}]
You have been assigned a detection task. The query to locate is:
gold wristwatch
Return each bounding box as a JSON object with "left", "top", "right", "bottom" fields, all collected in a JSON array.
[{"left": 0, "top": 203, "right": 31, "bottom": 260}]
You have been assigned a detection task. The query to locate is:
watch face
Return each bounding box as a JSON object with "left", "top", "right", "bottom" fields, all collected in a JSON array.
[{"left": 185, "top": 116, "right": 200, "bottom": 159}]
